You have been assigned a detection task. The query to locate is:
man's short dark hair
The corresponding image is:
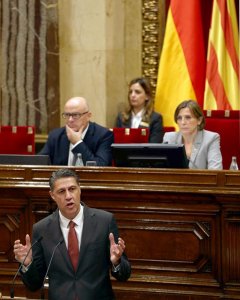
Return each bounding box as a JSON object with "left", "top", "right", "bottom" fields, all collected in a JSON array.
[{"left": 49, "top": 168, "right": 80, "bottom": 191}]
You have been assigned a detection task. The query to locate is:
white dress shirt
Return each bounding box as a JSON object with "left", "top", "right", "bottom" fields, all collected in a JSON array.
[
  {"left": 131, "top": 109, "right": 144, "bottom": 128},
  {"left": 59, "top": 204, "right": 84, "bottom": 250}
]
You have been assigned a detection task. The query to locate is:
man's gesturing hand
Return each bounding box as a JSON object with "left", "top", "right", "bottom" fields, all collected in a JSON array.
[
  {"left": 13, "top": 234, "right": 32, "bottom": 266},
  {"left": 109, "top": 232, "right": 126, "bottom": 266}
]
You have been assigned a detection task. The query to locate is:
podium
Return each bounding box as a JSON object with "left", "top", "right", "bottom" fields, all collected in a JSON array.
[
  {"left": 0, "top": 292, "right": 40, "bottom": 299},
  {"left": 1, "top": 297, "right": 39, "bottom": 300},
  {"left": 0, "top": 166, "right": 240, "bottom": 299}
]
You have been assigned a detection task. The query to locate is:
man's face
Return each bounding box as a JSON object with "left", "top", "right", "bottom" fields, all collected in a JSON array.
[
  {"left": 63, "top": 100, "right": 91, "bottom": 132},
  {"left": 49, "top": 177, "right": 81, "bottom": 219}
]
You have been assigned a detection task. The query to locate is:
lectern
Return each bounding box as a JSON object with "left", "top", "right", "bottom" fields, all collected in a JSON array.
[{"left": 1, "top": 297, "right": 39, "bottom": 300}]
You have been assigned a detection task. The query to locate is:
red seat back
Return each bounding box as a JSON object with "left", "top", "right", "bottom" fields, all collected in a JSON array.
[
  {"left": 164, "top": 126, "right": 176, "bottom": 133},
  {"left": 203, "top": 110, "right": 240, "bottom": 169},
  {"left": 0, "top": 126, "right": 35, "bottom": 154},
  {"left": 111, "top": 128, "right": 149, "bottom": 143}
]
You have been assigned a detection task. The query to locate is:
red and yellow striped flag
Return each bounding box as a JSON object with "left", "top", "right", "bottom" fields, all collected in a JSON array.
[
  {"left": 204, "top": 0, "right": 240, "bottom": 110},
  {"left": 155, "top": 0, "right": 206, "bottom": 128}
]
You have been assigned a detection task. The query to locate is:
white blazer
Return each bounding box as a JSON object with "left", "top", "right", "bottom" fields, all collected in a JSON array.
[{"left": 163, "top": 130, "right": 223, "bottom": 170}]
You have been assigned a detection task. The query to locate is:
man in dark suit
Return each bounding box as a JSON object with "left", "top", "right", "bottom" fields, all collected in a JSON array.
[
  {"left": 13, "top": 168, "right": 131, "bottom": 300},
  {"left": 39, "top": 96, "right": 114, "bottom": 166}
]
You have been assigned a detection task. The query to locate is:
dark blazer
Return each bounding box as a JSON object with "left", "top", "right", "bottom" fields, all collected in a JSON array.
[
  {"left": 163, "top": 129, "right": 223, "bottom": 169},
  {"left": 39, "top": 122, "right": 114, "bottom": 166},
  {"left": 116, "top": 111, "right": 164, "bottom": 143},
  {"left": 21, "top": 204, "right": 131, "bottom": 300}
]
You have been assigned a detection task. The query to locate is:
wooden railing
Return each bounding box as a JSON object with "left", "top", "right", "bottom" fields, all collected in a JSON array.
[{"left": 0, "top": 165, "right": 239, "bottom": 299}]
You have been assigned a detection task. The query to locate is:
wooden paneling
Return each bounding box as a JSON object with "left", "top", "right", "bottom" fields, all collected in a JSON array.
[{"left": 0, "top": 166, "right": 239, "bottom": 299}]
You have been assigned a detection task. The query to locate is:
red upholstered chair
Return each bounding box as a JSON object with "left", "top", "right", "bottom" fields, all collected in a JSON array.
[
  {"left": 164, "top": 126, "right": 176, "bottom": 133},
  {"left": 111, "top": 128, "right": 149, "bottom": 143},
  {"left": 203, "top": 110, "right": 240, "bottom": 169},
  {"left": 0, "top": 126, "right": 35, "bottom": 154}
]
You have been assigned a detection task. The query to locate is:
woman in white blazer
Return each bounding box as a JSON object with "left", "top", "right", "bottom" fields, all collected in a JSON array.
[{"left": 163, "top": 100, "right": 223, "bottom": 170}]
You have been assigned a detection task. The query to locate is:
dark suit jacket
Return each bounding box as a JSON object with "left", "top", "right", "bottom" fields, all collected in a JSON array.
[
  {"left": 21, "top": 204, "right": 131, "bottom": 300},
  {"left": 116, "top": 111, "right": 164, "bottom": 143},
  {"left": 39, "top": 122, "right": 114, "bottom": 166}
]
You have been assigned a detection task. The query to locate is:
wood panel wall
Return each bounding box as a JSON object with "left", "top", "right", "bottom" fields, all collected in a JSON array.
[{"left": 0, "top": 166, "right": 239, "bottom": 299}]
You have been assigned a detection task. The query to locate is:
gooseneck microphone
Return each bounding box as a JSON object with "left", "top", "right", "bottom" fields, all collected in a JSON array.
[
  {"left": 40, "top": 239, "right": 63, "bottom": 300},
  {"left": 10, "top": 236, "right": 43, "bottom": 299}
]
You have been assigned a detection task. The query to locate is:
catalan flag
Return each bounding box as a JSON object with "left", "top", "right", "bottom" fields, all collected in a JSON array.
[
  {"left": 204, "top": 0, "right": 240, "bottom": 110},
  {"left": 155, "top": 0, "right": 206, "bottom": 128}
]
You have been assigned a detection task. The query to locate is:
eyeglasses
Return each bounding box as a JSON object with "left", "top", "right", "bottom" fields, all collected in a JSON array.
[{"left": 62, "top": 111, "right": 89, "bottom": 120}]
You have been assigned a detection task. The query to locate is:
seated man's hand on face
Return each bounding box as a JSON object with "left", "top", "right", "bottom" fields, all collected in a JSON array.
[{"left": 66, "top": 124, "right": 84, "bottom": 145}]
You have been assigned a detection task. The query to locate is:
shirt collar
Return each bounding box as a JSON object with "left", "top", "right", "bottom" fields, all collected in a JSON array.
[
  {"left": 81, "top": 123, "right": 89, "bottom": 139},
  {"left": 59, "top": 203, "right": 84, "bottom": 228},
  {"left": 131, "top": 108, "right": 144, "bottom": 118}
]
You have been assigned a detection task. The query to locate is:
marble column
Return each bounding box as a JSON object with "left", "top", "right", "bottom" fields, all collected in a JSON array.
[{"left": 58, "top": 0, "right": 142, "bottom": 128}]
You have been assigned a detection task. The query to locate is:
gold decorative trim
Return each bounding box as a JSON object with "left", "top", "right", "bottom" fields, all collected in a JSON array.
[
  {"left": 142, "top": 0, "right": 166, "bottom": 96},
  {"left": 35, "top": 134, "right": 48, "bottom": 143}
]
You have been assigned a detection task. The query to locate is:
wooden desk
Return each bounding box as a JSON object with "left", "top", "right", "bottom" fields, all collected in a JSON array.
[
  {"left": 1, "top": 297, "right": 38, "bottom": 300},
  {"left": 0, "top": 166, "right": 239, "bottom": 299}
]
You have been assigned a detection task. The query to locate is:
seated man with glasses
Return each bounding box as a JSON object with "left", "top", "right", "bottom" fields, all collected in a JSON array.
[{"left": 39, "top": 97, "right": 114, "bottom": 166}]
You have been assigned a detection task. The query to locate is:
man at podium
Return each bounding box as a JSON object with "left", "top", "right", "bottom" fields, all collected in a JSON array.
[{"left": 13, "top": 169, "right": 131, "bottom": 299}]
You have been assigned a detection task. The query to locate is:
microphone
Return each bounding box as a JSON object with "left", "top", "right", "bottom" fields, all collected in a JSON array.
[
  {"left": 40, "top": 239, "right": 63, "bottom": 300},
  {"left": 10, "top": 236, "right": 43, "bottom": 299}
]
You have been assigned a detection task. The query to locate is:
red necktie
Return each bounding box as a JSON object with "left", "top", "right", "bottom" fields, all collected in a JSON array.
[{"left": 68, "top": 221, "right": 79, "bottom": 271}]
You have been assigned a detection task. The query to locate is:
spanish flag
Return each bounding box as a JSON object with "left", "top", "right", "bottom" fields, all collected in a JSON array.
[
  {"left": 204, "top": 0, "right": 240, "bottom": 110},
  {"left": 155, "top": 0, "right": 206, "bottom": 128}
]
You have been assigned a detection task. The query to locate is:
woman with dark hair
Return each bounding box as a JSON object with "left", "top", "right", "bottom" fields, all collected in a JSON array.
[
  {"left": 163, "top": 100, "right": 223, "bottom": 169},
  {"left": 116, "top": 77, "right": 164, "bottom": 143}
]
